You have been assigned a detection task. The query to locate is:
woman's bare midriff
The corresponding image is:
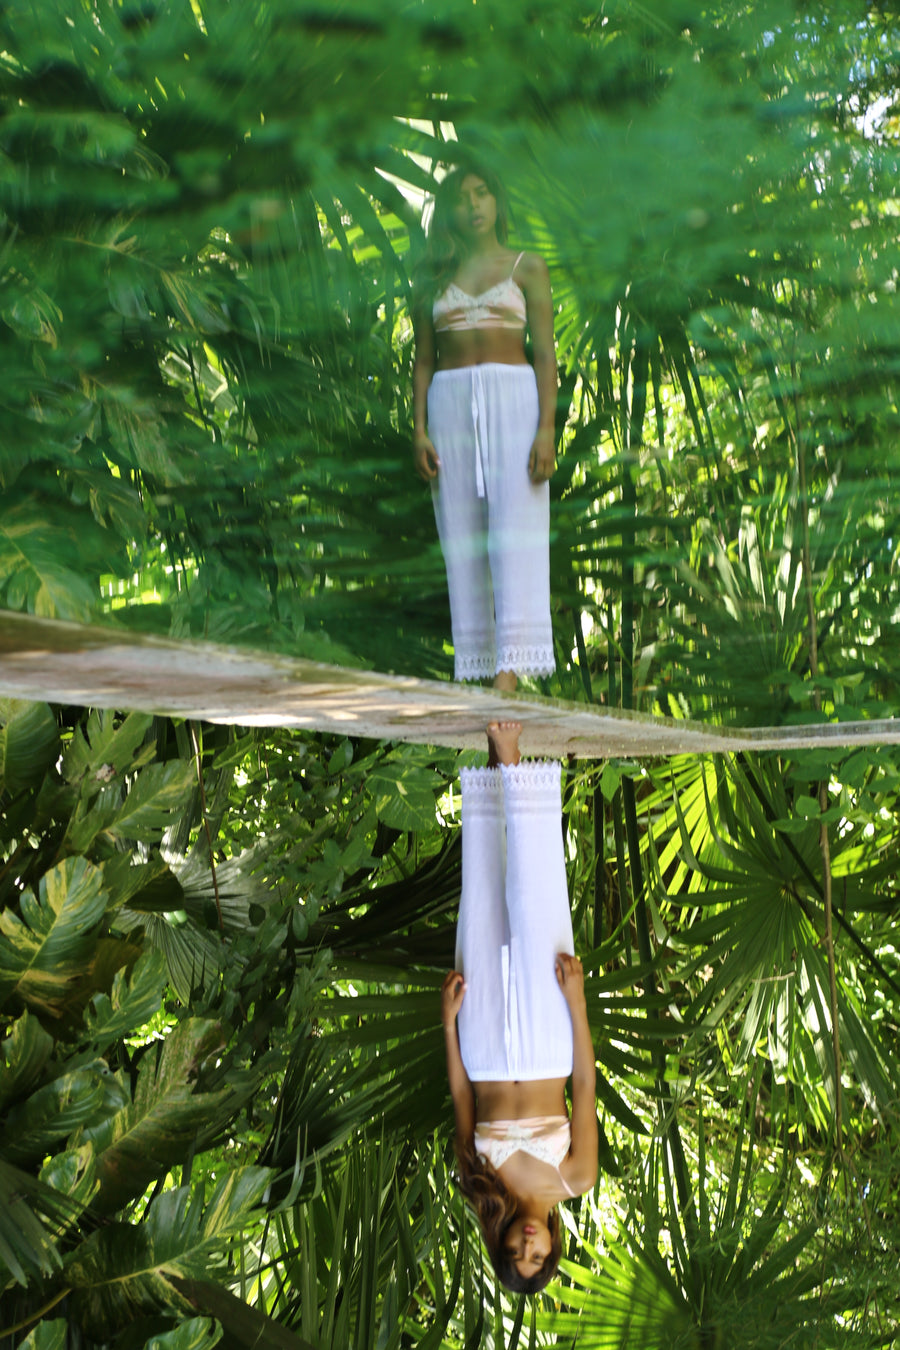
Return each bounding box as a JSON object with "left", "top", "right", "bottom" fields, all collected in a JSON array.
[
  {"left": 435, "top": 329, "right": 529, "bottom": 371},
  {"left": 475, "top": 1077, "right": 568, "bottom": 1122}
]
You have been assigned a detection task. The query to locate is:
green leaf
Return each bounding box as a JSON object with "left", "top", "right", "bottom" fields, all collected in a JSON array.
[
  {"left": 210, "top": 732, "right": 257, "bottom": 773},
  {"left": 770, "top": 815, "right": 811, "bottom": 836},
  {"left": 141, "top": 1317, "right": 223, "bottom": 1350},
  {"left": 0, "top": 698, "right": 59, "bottom": 794},
  {"left": 0, "top": 497, "right": 100, "bottom": 620},
  {"left": 80, "top": 1018, "right": 238, "bottom": 1213},
  {"left": 0, "top": 1009, "right": 55, "bottom": 1114},
  {"left": 0, "top": 1157, "right": 68, "bottom": 1286},
  {"left": 105, "top": 760, "right": 197, "bottom": 843},
  {"left": 1, "top": 1062, "right": 112, "bottom": 1166},
  {"left": 99, "top": 854, "right": 185, "bottom": 912},
  {"left": 599, "top": 761, "right": 622, "bottom": 802},
  {"left": 39, "top": 1142, "right": 100, "bottom": 1215},
  {"left": 367, "top": 760, "right": 441, "bottom": 833},
  {"left": 171, "top": 1280, "right": 319, "bottom": 1350},
  {"left": 794, "top": 794, "right": 820, "bottom": 820},
  {"left": 62, "top": 709, "right": 154, "bottom": 783},
  {"left": 83, "top": 949, "right": 168, "bottom": 1053},
  {"left": 837, "top": 749, "right": 875, "bottom": 789},
  {"left": 327, "top": 738, "right": 353, "bottom": 774},
  {"left": 106, "top": 395, "right": 189, "bottom": 486},
  {"left": 65, "top": 760, "right": 196, "bottom": 853},
  {"left": 65, "top": 1168, "right": 271, "bottom": 1331},
  {"left": 13, "top": 1318, "right": 68, "bottom": 1350},
  {"left": 0, "top": 857, "right": 108, "bottom": 1016}
]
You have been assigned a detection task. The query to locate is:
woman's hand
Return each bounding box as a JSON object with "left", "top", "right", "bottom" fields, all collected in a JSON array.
[
  {"left": 555, "top": 953, "right": 586, "bottom": 1010},
  {"left": 414, "top": 431, "right": 441, "bottom": 482},
  {"left": 441, "top": 970, "right": 467, "bottom": 1027},
  {"left": 528, "top": 427, "right": 556, "bottom": 484}
]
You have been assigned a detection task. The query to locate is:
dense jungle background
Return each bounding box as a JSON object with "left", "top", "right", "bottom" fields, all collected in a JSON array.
[{"left": 1, "top": 0, "right": 900, "bottom": 1346}]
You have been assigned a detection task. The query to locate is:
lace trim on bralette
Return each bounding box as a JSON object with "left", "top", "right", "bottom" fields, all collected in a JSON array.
[
  {"left": 475, "top": 1123, "right": 570, "bottom": 1172},
  {"left": 480, "top": 1138, "right": 566, "bottom": 1171}
]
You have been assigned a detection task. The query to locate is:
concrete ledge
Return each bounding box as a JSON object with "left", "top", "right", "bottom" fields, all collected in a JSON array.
[{"left": 1, "top": 611, "right": 897, "bottom": 759}]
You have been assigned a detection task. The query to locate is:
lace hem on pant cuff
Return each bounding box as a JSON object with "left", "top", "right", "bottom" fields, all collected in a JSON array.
[
  {"left": 454, "top": 647, "right": 556, "bottom": 681},
  {"left": 454, "top": 653, "right": 497, "bottom": 681},
  {"left": 496, "top": 644, "right": 556, "bottom": 679},
  {"left": 500, "top": 761, "right": 562, "bottom": 796},
  {"left": 460, "top": 766, "right": 503, "bottom": 796}
]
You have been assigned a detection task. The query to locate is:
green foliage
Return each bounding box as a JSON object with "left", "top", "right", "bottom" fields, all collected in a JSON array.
[
  {"left": 65, "top": 1168, "right": 271, "bottom": 1334},
  {"left": 0, "top": 858, "right": 108, "bottom": 1018},
  {"left": 139, "top": 1320, "right": 223, "bottom": 1350},
  {"left": 3, "top": 1, "right": 900, "bottom": 1347},
  {"left": 0, "top": 701, "right": 59, "bottom": 797},
  {"left": 0, "top": 0, "right": 894, "bottom": 718},
  {"left": 13, "top": 1321, "right": 68, "bottom": 1350}
]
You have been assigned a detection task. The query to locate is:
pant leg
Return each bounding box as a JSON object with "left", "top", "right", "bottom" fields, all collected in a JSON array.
[
  {"left": 456, "top": 767, "right": 510, "bottom": 1080},
  {"left": 428, "top": 372, "right": 496, "bottom": 680},
  {"left": 501, "top": 761, "right": 574, "bottom": 1079},
  {"left": 478, "top": 365, "right": 555, "bottom": 679}
]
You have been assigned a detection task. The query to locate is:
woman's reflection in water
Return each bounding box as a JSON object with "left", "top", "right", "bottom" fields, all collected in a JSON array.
[{"left": 442, "top": 721, "right": 597, "bottom": 1293}]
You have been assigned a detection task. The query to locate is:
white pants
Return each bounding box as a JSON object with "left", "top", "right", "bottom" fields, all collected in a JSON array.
[
  {"left": 428, "top": 364, "right": 555, "bottom": 681},
  {"left": 456, "top": 762, "right": 575, "bottom": 1081}
]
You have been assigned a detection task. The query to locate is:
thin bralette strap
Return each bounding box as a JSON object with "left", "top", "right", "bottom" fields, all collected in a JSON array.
[{"left": 510, "top": 250, "right": 525, "bottom": 279}]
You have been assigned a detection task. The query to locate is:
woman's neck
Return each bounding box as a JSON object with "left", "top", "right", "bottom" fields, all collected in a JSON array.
[
  {"left": 463, "top": 236, "right": 506, "bottom": 262},
  {"left": 515, "top": 1196, "right": 551, "bottom": 1225}
]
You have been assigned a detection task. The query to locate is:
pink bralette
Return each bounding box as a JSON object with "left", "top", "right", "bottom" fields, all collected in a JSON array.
[
  {"left": 474, "top": 1115, "right": 575, "bottom": 1196},
  {"left": 432, "top": 253, "right": 527, "bottom": 333}
]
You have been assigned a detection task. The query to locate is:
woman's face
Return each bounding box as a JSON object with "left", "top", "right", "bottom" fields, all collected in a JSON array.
[
  {"left": 504, "top": 1216, "right": 551, "bottom": 1279},
  {"left": 452, "top": 174, "right": 498, "bottom": 241}
]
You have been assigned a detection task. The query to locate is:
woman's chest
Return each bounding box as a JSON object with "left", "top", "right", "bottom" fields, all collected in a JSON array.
[{"left": 497, "top": 1149, "right": 569, "bottom": 1202}]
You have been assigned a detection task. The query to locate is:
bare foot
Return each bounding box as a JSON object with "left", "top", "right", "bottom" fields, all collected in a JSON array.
[
  {"left": 486, "top": 720, "right": 522, "bottom": 767},
  {"left": 493, "top": 669, "right": 518, "bottom": 693}
]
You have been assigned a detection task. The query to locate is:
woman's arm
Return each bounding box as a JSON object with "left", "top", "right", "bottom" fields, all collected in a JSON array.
[
  {"left": 442, "top": 970, "right": 476, "bottom": 1146},
  {"left": 556, "top": 955, "right": 599, "bottom": 1194},
  {"left": 519, "top": 253, "right": 558, "bottom": 484},
  {"left": 412, "top": 294, "right": 440, "bottom": 481}
]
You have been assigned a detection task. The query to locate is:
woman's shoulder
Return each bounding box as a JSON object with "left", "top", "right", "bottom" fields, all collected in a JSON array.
[
  {"left": 510, "top": 247, "right": 547, "bottom": 271},
  {"left": 559, "top": 1140, "right": 598, "bottom": 1196},
  {"left": 558, "top": 1155, "right": 595, "bottom": 1197},
  {"left": 510, "top": 249, "right": 550, "bottom": 292}
]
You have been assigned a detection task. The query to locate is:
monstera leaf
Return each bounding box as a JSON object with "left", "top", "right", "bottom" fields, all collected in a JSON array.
[
  {"left": 61, "top": 709, "right": 155, "bottom": 784},
  {"left": 0, "top": 856, "right": 108, "bottom": 1017},
  {"left": 82, "top": 948, "right": 168, "bottom": 1054},
  {"left": 0, "top": 496, "right": 99, "bottom": 620},
  {"left": 0, "top": 1060, "right": 114, "bottom": 1166},
  {"left": 0, "top": 1008, "right": 54, "bottom": 1113},
  {"left": 0, "top": 698, "right": 59, "bottom": 795},
  {"left": 64, "top": 760, "right": 197, "bottom": 854},
  {"left": 74, "top": 1018, "right": 241, "bottom": 1214},
  {"left": 64, "top": 1167, "right": 271, "bottom": 1334}
]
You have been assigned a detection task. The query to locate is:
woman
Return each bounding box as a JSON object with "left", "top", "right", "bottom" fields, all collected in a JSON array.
[
  {"left": 412, "top": 162, "right": 557, "bottom": 691},
  {"left": 441, "top": 721, "right": 598, "bottom": 1294}
]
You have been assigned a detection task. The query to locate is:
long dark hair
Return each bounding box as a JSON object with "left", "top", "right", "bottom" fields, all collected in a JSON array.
[
  {"left": 455, "top": 1138, "right": 562, "bottom": 1295},
  {"left": 414, "top": 160, "right": 510, "bottom": 309}
]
